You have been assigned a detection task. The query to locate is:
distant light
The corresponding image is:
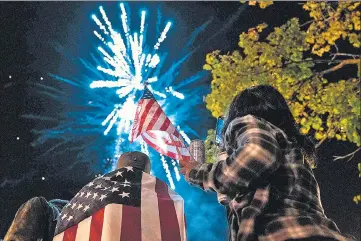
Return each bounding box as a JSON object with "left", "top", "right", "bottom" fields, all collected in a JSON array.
[
  {"left": 41, "top": 177, "right": 45, "bottom": 180},
  {"left": 16, "top": 137, "right": 20, "bottom": 140},
  {"left": 40, "top": 77, "right": 43, "bottom": 80},
  {"left": 88, "top": 101, "right": 93, "bottom": 104},
  {"left": 9, "top": 75, "right": 12, "bottom": 79}
]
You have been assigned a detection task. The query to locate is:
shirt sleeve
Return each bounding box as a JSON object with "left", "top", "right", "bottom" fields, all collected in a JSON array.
[{"left": 188, "top": 115, "right": 281, "bottom": 195}]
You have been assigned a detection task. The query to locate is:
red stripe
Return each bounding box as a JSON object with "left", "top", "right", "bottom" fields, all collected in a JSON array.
[
  {"left": 173, "top": 129, "right": 181, "bottom": 138},
  {"left": 89, "top": 208, "right": 105, "bottom": 241},
  {"left": 142, "top": 133, "right": 179, "bottom": 160},
  {"left": 146, "top": 106, "right": 164, "bottom": 131},
  {"left": 120, "top": 205, "right": 142, "bottom": 241},
  {"left": 142, "top": 133, "right": 191, "bottom": 161},
  {"left": 62, "top": 224, "right": 78, "bottom": 241},
  {"left": 137, "top": 100, "right": 157, "bottom": 136},
  {"left": 147, "top": 132, "right": 183, "bottom": 148},
  {"left": 155, "top": 179, "right": 181, "bottom": 241},
  {"left": 159, "top": 117, "right": 171, "bottom": 132}
]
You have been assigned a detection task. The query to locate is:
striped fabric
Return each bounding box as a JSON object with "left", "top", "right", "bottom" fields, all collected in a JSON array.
[
  {"left": 188, "top": 115, "right": 353, "bottom": 241},
  {"left": 53, "top": 167, "right": 186, "bottom": 241},
  {"left": 130, "top": 87, "right": 191, "bottom": 161}
]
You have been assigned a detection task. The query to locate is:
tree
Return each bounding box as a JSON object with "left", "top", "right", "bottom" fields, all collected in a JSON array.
[{"left": 203, "top": 2, "right": 360, "bottom": 201}]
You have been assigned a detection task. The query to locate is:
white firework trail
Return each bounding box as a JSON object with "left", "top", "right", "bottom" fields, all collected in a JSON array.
[
  {"left": 178, "top": 125, "right": 191, "bottom": 144},
  {"left": 161, "top": 154, "right": 175, "bottom": 190},
  {"left": 171, "top": 159, "right": 181, "bottom": 181},
  {"left": 90, "top": 3, "right": 182, "bottom": 137},
  {"left": 89, "top": 4, "right": 188, "bottom": 187}
]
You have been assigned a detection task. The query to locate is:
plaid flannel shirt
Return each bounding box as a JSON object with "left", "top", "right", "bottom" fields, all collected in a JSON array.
[{"left": 189, "top": 115, "right": 353, "bottom": 241}]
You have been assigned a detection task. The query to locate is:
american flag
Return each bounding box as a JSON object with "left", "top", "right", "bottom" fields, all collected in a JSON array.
[
  {"left": 130, "top": 87, "right": 191, "bottom": 161},
  {"left": 53, "top": 167, "right": 187, "bottom": 241}
]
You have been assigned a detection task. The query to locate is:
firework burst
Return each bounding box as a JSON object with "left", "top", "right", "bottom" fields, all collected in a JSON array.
[
  {"left": 90, "top": 4, "right": 184, "bottom": 139},
  {"left": 26, "top": 2, "right": 212, "bottom": 183}
]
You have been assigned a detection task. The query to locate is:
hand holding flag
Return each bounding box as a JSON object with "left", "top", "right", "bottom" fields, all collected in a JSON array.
[{"left": 179, "top": 159, "right": 199, "bottom": 181}]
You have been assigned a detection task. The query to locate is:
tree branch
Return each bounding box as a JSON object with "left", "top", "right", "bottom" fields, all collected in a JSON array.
[
  {"left": 319, "top": 59, "right": 360, "bottom": 76},
  {"left": 300, "top": 19, "right": 314, "bottom": 28},
  {"left": 330, "top": 53, "right": 360, "bottom": 58},
  {"left": 333, "top": 147, "right": 361, "bottom": 161},
  {"left": 284, "top": 58, "right": 346, "bottom": 65},
  {"left": 315, "top": 126, "right": 334, "bottom": 149},
  {"left": 315, "top": 137, "right": 328, "bottom": 149}
]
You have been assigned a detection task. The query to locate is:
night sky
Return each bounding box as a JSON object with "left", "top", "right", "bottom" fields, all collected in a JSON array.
[{"left": 0, "top": 2, "right": 360, "bottom": 240}]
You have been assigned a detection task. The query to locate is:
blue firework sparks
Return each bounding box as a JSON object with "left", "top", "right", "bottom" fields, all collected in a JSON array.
[
  {"left": 25, "top": 3, "right": 229, "bottom": 240},
  {"left": 26, "top": 2, "right": 210, "bottom": 182},
  {"left": 88, "top": 4, "right": 198, "bottom": 188},
  {"left": 90, "top": 4, "right": 185, "bottom": 138}
]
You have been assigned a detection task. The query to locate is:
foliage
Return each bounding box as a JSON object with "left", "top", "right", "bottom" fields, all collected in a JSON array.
[
  {"left": 204, "top": 129, "right": 218, "bottom": 164},
  {"left": 204, "top": 2, "right": 360, "bottom": 148},
  {"left": 204, "top": 2, "right": 360, "bottom": 200},
  {"left": 303, "top": 2, "right": 360, "bottom": 56},
  {"left": 240, "top": 1, "right": 273, "bottom": 9}
]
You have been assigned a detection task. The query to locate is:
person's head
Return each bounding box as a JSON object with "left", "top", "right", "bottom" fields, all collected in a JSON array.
[
  {"left": 223, "top": 85, "right": 316, "bottom": 166},
  {"left": 117, "top": 151, "right": 151, "bottom": 173}
]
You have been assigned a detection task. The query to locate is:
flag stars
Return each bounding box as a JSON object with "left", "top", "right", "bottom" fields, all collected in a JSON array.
[
  {"left": 71, "top": 202, "right": 77, "bottom": 209},
  {"left": 61, "top": 213, "right": 67, "bottom": 220},
  {"left": 79, "top": 192, "right": 85, "bottom": 197},
  {"left": 111, "top": 187, "right": 119, "bottom": 192},
  {"left": 77, "top": 203, "right": 84, "bottom": 210},
  {"left": 99, "top": 194, "right": 107, "bottom": 201},
  {"left": 119, "top": 192, "right": 130, "bottom": 198},
  {"left": 86, "top": 182, "right": 94, "bottom": 187},
  {"left": 95, "top": 184, "right": 103, "bottom": 189},
  {"left": 85, "top": 192, "right": 92, "bottom": 198},
  {"left": 92, "top": 192, "right": 98, "bottom": 199},
  {"left": 125, "top": 166, "right": 134, "bottom": 172},
  {"left": 102, "top": 186, "right": 110, "bottom": 191},
  {"left": 83, "top": 205, "right": 90, "bottom": 212},
  {"left": 67, "top": 215, "right": 74, "bottom": 222},
  {"left": 115, "top": 171, "right": 123, "bottom": 177},
  {"left": 122, "top": 179, "right": 131, "bottom": 187}
]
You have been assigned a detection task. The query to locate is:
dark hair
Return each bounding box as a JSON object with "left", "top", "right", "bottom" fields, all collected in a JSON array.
[
  {"left": 117, "top": 151, "right": 151, "bottom": 173},
  {"left": 222, "top": 85, "right": 316, "bottom": 166}
]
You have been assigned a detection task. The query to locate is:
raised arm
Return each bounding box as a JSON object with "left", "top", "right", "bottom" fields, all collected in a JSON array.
[{"left": 187, "top": 115, "right": 281, "bottom": 195}]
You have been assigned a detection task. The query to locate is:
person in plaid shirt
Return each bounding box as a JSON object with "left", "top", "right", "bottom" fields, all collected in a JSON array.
[{"left": 180, "top": 85, "right": 353, "bottom": 241}]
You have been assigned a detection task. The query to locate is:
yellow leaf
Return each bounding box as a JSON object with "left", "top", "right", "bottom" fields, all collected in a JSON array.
[
  {"left": 259, "top": 1, "right": 273, "bottom": 9},
  {"left": 256, "top": 23, "right": 268, "bottom": 32}
]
